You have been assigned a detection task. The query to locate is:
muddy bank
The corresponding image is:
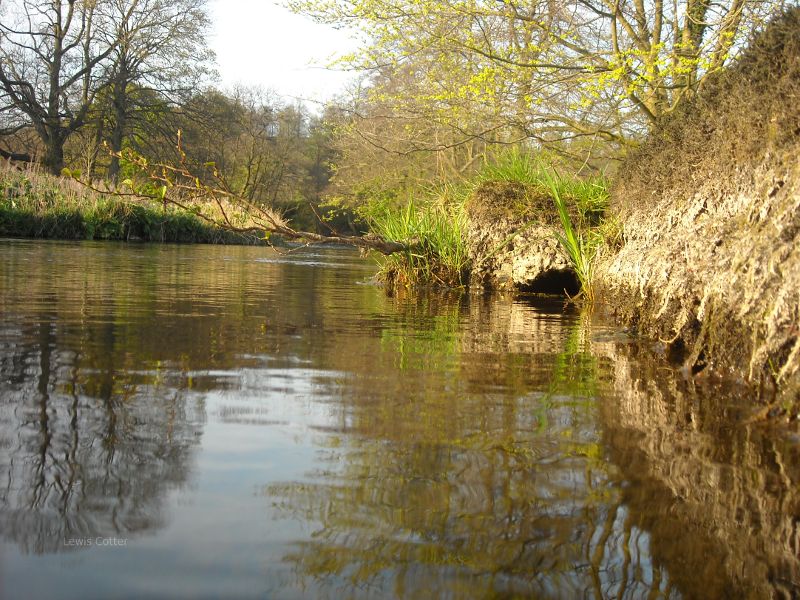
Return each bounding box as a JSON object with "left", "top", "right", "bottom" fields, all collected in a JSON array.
[
  {"left": 594, "top": 9, "right": 800, "bottom": 408},
  {"left": 464, "top": 181, "right": 580, "bottom": 295}
]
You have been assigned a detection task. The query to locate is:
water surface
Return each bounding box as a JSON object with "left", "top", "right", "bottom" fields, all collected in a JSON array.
[{"left": 0, "top": 239, "right": 797, "bottom": 599}]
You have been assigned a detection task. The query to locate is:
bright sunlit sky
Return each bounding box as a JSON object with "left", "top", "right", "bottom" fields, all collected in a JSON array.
[{"left": 208, "top": 0, "right": 360, "bottom": 107}]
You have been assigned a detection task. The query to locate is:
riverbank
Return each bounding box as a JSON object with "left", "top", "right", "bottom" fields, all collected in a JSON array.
[
  {"left": 0, "top": 162, "right": 266, "bottom": 245},
  {"left": 449, "top": 10, "right": 799, "bottom": 415},
  {"left": 595, "top": 9, "right": 799, "bottom": 413}
]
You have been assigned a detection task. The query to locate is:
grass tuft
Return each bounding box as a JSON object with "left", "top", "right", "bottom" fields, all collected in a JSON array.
[
  {"left": 358, "top": 148, "right": 609, "bottom": 291},
  {"left": 364, "top": 194, "right": 469, "bottom": 288},
  {"left": 541, "top": 168, "right": 599, "bottom": 302},
  {"left": 476, "top": 148, "right": 609, "bottom": 223}
]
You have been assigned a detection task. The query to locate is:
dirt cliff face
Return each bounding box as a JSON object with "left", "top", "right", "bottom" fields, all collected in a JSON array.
[
  {"left": 464, "top": 181, "right": 580, "bottom": 295},
  {"left": 596, "top": 9, "right": 800, "bottom": 410}
]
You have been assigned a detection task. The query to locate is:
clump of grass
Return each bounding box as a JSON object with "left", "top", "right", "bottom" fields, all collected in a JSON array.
[
  {"left": 0, "top": 162, "right": 265, "bottom": 244},
  {"left": 365, "top": 195, "right": 469, "bottom": 288},
  {"left": 541, "top": 168, "right": 599, "bottom": 302},
  {"left": 477, "top": 148, "right": 609, "bottom": 223},
  {"left": 356, "top": 148, "right": 609, "bottom": 291}
]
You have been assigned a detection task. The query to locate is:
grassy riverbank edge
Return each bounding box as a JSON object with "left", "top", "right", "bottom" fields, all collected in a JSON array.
[
  {"left": 0, "top": 163, "right": 266, "bottom": 245},
  {"left": 363, "top": 151, "right": 609, "bottom": 292}
]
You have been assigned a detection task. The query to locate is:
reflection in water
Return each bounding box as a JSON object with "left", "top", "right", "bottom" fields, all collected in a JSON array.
[
  {"left": 266, "top": 303, "right": 675, "bottom": 598},
  {"left": 0, "top": 333, "right": 203, "bottom": 554},
  {"left": 595, "top": 339, "right": 800, "bottom": 599},
  {"left": 0, "top": 239, "right": 797, "bottom": 599},
  {"left": 0, "top": 245, "right": 211, "bottom": 554}
]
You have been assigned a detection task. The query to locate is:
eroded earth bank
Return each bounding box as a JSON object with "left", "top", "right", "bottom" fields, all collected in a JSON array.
[{"left": 466, "top": 9, "right": 800, "bottom": 415}]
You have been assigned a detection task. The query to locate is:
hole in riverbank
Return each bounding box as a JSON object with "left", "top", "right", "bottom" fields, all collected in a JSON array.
[
  {"left": 691, "top": 351, "right": 708, "bottom": 375},
  {"left": 520, "top": 269, "right": 581, "bottom": 296}
]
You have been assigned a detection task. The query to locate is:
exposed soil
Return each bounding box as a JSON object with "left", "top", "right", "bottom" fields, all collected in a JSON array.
[
  {"left": 464, "top": 181, "right": 578, "bottom": 292},
  {"left": 595, "top": 8, "right": 800, "bottom": 412}
]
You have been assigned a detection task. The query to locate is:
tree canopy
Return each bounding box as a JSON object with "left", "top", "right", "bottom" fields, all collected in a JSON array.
[
  {"left": 288, "top": 0, "right": 787, "bottom": 165},
  {"left": 0, "top": 0, "right": 212, "bottom": 175}
]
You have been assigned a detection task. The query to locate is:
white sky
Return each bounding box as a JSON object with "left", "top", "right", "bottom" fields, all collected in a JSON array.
[{"left": 208, "top": 0, "right": 360, "bottom": 107}]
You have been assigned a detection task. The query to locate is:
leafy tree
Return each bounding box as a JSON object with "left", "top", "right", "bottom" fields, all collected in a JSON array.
[
  {"left": 288, "top": 0, "right": 787, "bottom": 160},
  {"left": 323, "top": 80, "right": 496, "bottom": 204},
  {"left": 174, "top": 89, "right": 311, "bottom": 206}
]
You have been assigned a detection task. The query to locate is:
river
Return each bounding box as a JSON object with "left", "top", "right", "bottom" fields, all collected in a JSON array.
[{"left": 0, "top": 239, "right": 797, "bottom": 599}]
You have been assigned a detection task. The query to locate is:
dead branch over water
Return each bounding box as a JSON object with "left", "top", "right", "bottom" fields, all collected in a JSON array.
[{"left": 73, "top": 140, "right": 410, "bottom": 256}]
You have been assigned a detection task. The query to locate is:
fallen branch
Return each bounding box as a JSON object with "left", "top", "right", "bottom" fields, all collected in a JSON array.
[
  {"left": 68, "top": 135, "right": 411, "bottom": 256},
  {"left": 0, "top": 148, "right": 33, "bottom": 162}
]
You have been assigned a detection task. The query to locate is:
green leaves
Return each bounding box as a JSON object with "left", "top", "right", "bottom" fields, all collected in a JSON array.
[
  {"left": 288, "top": 0, "right": 780, "bottom": 161},
  {"left": 541, "top": 168, "right": 597, "bottom": 303}
]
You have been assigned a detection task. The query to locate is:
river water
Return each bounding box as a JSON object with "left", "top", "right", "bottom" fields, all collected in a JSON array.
[{"left": 0, "top": 239, "right": 797, "bottom": 599}]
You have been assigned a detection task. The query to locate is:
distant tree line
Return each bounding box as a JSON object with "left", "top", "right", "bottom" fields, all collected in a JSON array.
[
  {"left": 0, "top": 0, "right": 345, "bottom": 231},
  {"left": 1, "top": 0, "right": 791, "bottom": 231}
]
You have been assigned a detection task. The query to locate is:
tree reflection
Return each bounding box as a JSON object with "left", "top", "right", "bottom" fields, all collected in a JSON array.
[
  {"left": 265, "top": 304, "right": 676, "bottom": 598},
  {"left": 0, "top": 315, "right": 205, "bottom": 555},
  {"left": 0, "top": 241, "right": 378, "bottom": 558},
  {"left": 1, "top": 241, "right": 797, "bottom": 599}
]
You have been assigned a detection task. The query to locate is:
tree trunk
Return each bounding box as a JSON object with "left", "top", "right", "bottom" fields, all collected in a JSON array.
[
  {"left": 43, "top": 132, "right": 66, "bottom": 176},
  {"left": 107, "top": 71, "right": 129, "bottom": 181},
  {"left": 107, "top": 122, "right": 125, "bottom": 181}
]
